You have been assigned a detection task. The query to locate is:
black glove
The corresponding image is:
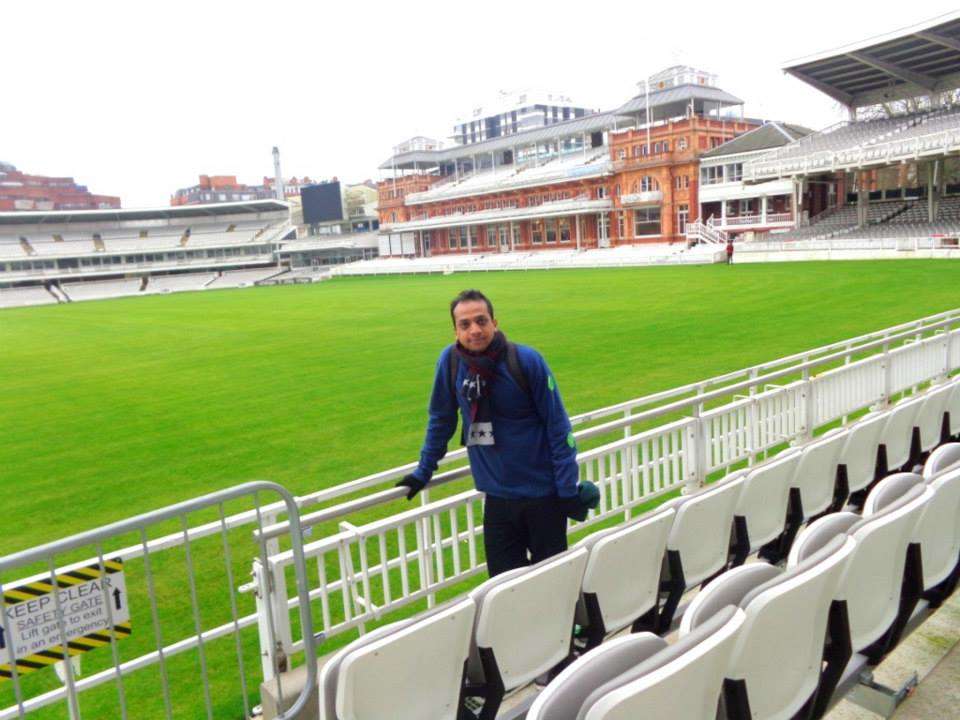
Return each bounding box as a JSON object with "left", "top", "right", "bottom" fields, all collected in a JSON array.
[
  {"left": 559, "top": 482, "right": 600, "bottom": 522},
  {"left": 396, "top": 473, "right": 426, "bottom": 500}
]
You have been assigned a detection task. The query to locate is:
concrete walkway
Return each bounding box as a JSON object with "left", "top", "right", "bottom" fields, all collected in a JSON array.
[{"left": 826, "top": 591, "right": 960, "bottom": 719}]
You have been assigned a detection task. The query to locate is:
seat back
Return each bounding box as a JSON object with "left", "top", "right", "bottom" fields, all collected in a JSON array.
[
  {"left": 840, "top": 412, "right": 887, "bottom": 493},
  {"left": 577, "top": 507, "right": 674, "bottom": 635},
  {"left": 735, "top": 450, "right": 800, "bottom": 550},
  {"left": 880, "top": 396, "right": 924, "bottom": 470},
  {"left": 791, "top": 431, "right": 846, "bottom": 518},
  {"left": 843, "top": 484, "right": 934, "bottom": 650},
  {"left": 468, "top": 548, "right": 588, "bottom": 691},
  {"left": 916, "top": 383, "right": 953, "bottom": 451},
  {"left": 916, "top": 468, "right": 960, "bottom": 589},
  {"left": 321, "top": 598, "right": 476, "bottom": 720},
  {"left": 948, "top": 380, "right": 960, "bottom": 437},
  {"left": 683, "top": 536, "right": 854, "bottom": 720},
  {"left": 577, "top": 607, "right": 745, "bottom": 720},
  {"left": 667, "top": 477, "right": 743, "bottom": 587},
  {"left": 923, "top": 442, "right": 960, "bottom": 479},
  {"left": 733, "top": 536, "right": 855, "bottom": 720},
  {"left": 862, "top": 473, "right": 923, "bottom": 515},
  {"left": 526, "top": 634, "right": 668, "bottom": 720}
]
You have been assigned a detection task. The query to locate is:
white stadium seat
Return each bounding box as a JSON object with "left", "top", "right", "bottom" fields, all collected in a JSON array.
[
  {"left": 913, "top": 467, "right": 960, "bottom": 597},
  {"left": 923, "top": 442, "right": 960, "bottom": 478},
  {"left": 838, "top": 411, "right": 887, "bottom": 496},
  {"left": 464, "top": 548, "right": 588, "bottom": 719},
  {"left": 681, "top": 534, "right": 855, "bottom": 720},
  {"left": 730, "top": 452, "right": 799, "bottom": 565},
  {"left": 658, "top": 477, "right": 743, "bottom": 629},
  {"left": 528, "top": 605, "right": 745, "bottom": 720},
  {"left": 791, "top": 429, "right": 847, "bottom": 519},
  {"left": 947, "top": 379, "right": 960, "bottom": 438},
  {"left": 574, "top": 506, "right": 674, "bottom": 648},
  {"left": 878, "top": 396, "right": 924, "bottom": 472},
  {"left": 914, "top": 382, "right": 953, "bottom": 453},
  {"left": 318, "top": 597, "right": 476, "bottom": 720},
  {"left": 792, "top": 480, "right": 933, "bottom": 657}
]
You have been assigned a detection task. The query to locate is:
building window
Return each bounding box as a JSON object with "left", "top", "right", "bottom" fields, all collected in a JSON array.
[
  {"left": 531, "top": 220, "right": 543, "bottom": 244},
  {"left": 617, "top": 211, "right": 625, "bottom": 238},
  {"left": 596, "top": 186, "right": 607, "bottom": 199},
  {"left": 470, "top": 227, "right": 479, "bottom": 247},
  {"left": 638, "top": 176, "right": 659, "bottom": 193},
  {"left": 677, "top": 204, "right": 689, "bottom": 234},
  {"left": 725, "top": 163, "right": 744, "bottom": 182},
  {"left": 559, "top": 218, "right": 571, "bottom": 243},
  {"left": 634, "top": 207, "right": 661, "bottom": 236},
  {"left": 545, "top": 219, "right": 557, "bottom": 243},
  {"left": 700, "top": 166, "right": 723, "bottom": 185},
  {"left": 618, "top": 149, "right": 626, "bottom": 160}
]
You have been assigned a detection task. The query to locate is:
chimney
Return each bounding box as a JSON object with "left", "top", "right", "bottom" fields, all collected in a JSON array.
[{"left": 272, "top": 146, "right": 284, "bottom": 200}]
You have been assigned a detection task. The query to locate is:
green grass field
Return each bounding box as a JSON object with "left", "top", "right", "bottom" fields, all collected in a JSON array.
[{"left": 2, "top": 260, "right": 959, "bottom": 718}]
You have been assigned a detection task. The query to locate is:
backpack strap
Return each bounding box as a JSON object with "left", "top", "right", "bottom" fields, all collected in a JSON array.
[{"left": 505, "top": 342, "right": 531, "bottom": 396}]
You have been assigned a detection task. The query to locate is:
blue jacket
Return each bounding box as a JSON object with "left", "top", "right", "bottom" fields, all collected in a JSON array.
[{"left": 412, "top": 343, "right": 579, "bottom": 499}]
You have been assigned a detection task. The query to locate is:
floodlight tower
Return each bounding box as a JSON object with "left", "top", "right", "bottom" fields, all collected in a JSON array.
[{"left": 272, "top": 146, "right": 285, "bottom": 201}]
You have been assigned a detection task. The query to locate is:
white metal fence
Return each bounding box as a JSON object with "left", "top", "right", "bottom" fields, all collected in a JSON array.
[
  {"left": 3, "top": 309, "right": 960, "bottom": 718},
  {"left": 256, "top": 316, "right": 960, "bottom": 688}
]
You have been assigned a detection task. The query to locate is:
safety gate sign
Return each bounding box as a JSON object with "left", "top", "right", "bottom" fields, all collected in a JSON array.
[{"left": 1, "top": 559, "right": 132, "bottom": 681}]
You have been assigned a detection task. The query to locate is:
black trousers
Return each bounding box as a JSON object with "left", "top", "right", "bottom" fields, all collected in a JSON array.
[{"left": 483, "top": 495, "right": 568, "bottom": 577}]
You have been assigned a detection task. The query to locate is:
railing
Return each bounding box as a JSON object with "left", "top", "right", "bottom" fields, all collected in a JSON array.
[
  {"left": 685, "top": 218, "right": 727, "bottom": 245},
  {"left": 0, "top": 483, "right": 317, "bottom": 720},
  {"left": 4, "top": 308, "right": 960, "bottom": 717},
  {"left": 721, "top": 212, "right": 793, "bottom": 227},
  {"left": 255, "top": 314, "right": 960, "bottom": 685}
]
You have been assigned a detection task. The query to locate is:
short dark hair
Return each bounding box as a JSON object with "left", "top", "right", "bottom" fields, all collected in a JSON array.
[{"left": 450, "top": 289, "right": 494, "bottom": 326}]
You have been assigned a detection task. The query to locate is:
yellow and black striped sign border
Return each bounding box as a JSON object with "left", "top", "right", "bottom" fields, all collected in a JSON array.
[
  {"left": 3, "top": 558, "right": 123, "bottom": 606},
  {"left": 0, "top": 623, "right": 132, "bottom": 680},
  {"left": 1, "top": 559, "right": 129, "bottom": 682}
]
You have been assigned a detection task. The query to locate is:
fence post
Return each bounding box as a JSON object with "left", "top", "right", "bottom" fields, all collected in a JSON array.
[
  {"left": 252, "top": 559, "right": 279, "bottom": 683},
  {"left": 880, "top": 341, "right": 892, "bottom": 408},
  {"left": 688, "top": 385, "right": 708, "bottom": 493},
  {"left": 801, "top": 367, "right": 815, "bottom": 442}
]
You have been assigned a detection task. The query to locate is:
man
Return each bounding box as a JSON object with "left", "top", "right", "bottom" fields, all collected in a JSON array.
[
  {"left": 397, "top": 289, "right": 598, "bottom": 576},
  {"left": 725, "top": 238, "right": 734, "bottom": 264}
]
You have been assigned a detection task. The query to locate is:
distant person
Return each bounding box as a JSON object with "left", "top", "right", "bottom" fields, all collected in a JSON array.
[
  {"left": 398, "top": 289, "right": 599, "bottom": 576},
  {"left": 726, "top": 238, "right": 734, "bottom": 264}
]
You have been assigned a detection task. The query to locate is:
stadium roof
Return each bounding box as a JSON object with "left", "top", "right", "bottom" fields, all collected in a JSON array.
[
  {"left": 0, "top": 199, "right": 290, "bottom": 226},
  {"left": 784, "top": 11, "right": 960, "bottom": 109},
  {"left": 381, "top": 110, "right": 630, "bottom": 170},
  {"left": 613, "top": 84, "right": 744, "bottom": 119},
  {"left": 701, "top": 122, "right": 814, "bottom": 159}
]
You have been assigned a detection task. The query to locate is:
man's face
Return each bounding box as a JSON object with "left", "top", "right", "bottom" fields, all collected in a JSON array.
[{"left": 453, "top": 299, "right": 498, "bottom": 352}]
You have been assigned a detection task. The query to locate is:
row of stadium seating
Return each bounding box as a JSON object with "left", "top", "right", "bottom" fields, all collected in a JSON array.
[
  {"left": 0, "top": 267, "right": 286, "bottom": 306},
  {"left": 406, "top": 150, "right": 611, "bottom": 204},
  {"left": 759, "top": 108, "right": 960, "bottom": 173},
  {"left": 1, "top": 227, "right": 280, "bottom": 259},
  {"left": 335, "top": 244, "right": 722, "bottom": 276},
  {"left": 769, "top": 197, "right": 960, "bottom": 243},
  {"left": 317, "top": 379, "right": 960, "bottom": 720}
]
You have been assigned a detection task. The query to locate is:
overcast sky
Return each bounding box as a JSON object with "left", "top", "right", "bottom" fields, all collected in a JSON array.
[{"left": 4, "top": 2, "right": 958, "bottom": 208}]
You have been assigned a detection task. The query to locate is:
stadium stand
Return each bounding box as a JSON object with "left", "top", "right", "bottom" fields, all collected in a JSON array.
[
  {"left": 309, "top": 373, "right": 960, "bottom": 720},
  {"left": 0, "top": 200, "right": 299, "bottom": 307},
  {"left": 331, "top": 243, "right": 723, "bottom": 277},
  {"left": 0, "top": 284, "right": 57, "bottom": 308}
]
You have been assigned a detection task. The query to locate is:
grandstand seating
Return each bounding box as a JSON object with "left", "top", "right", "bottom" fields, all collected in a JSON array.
[
  {"left": 316, "top": 375, "right": 960, "bottom": 720},
  {"left": 144, "top": 273, "right": 217, "bottom": 294},
  {"left": 406, "top": 150, "right": 610, "bottom": 204},
  {"left": 0, "top": 285, "right": 56, "bottom": 308},
  {"left": 333, "top": 244, "right": 723, "bottom": 277},
  {"left": 61, "top": 278, "right": 142, "bottom": 302},
  {"left": 206, "top": 267, "right": 282, "bottom": 288},
  {"left": 752, "top": 108, "right": 960, "bottom": 178}
]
